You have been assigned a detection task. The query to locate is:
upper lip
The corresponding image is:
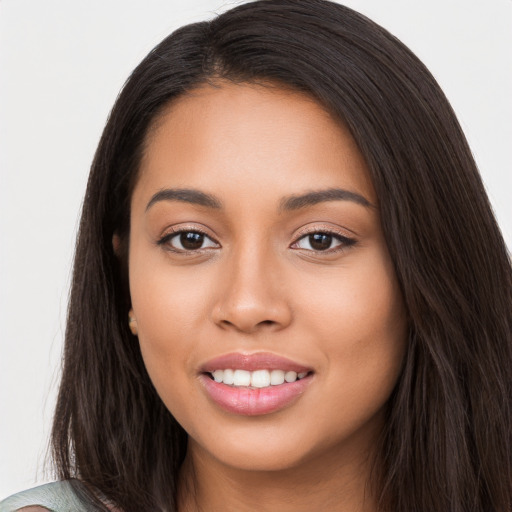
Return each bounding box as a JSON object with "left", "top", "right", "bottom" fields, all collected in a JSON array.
[{"left": 200, "top": 352, "right": 313, "bottom": 373}]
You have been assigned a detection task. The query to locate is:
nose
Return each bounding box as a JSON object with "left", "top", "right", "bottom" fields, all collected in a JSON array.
[{"left": 211, "top": 245, "right": 293, "bottom": 334}]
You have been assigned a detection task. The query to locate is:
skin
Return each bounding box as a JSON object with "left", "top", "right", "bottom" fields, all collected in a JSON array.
[{"left": 127, "top": 82, "right": 408, "bottom": 512}]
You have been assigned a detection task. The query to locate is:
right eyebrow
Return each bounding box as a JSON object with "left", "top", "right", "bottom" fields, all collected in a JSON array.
[
  {"left": 279, "top": 187, "right": 374, "bottom": 211},
  {"left": 145, "top": 188, "right": 222, "bottom": 212}
]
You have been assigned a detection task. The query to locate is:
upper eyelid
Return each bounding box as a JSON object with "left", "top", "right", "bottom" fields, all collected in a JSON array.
[
  {"left": 290, "top": 227, "right": 357, "bottom": 253},
  {"left": 157, "top": 227, "right": 221, "bottom": 250},
  {"left": 292, "top": 225, "right": 355, "bottom": 241},
  {"left": 160, "top": 225, "right": 218, "bottom": 239},
  {"left": 157, "top": 224, "right": 356, "bottom": 248}
]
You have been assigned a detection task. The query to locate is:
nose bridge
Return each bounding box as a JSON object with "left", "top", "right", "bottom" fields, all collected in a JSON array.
[
  {"left": 212, "top": 235, "right": 291, "bottom": 333},
  {"left": 230, "top": 239, "right": 273, "bottom": 301}
]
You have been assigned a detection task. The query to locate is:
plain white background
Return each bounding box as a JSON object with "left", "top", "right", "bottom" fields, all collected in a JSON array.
[{"left": 0, "top": 0, "right": 510, "bottom": 499}]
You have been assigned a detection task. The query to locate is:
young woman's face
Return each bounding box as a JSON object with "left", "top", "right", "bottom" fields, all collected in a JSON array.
[{"left": 128, "top": 83, "right": 407, "bottom": 472}]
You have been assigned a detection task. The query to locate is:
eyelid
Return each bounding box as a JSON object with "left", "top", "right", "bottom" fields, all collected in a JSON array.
[
  {"left": 292, "top": 223, "right": 356, "bottom": 240},
  {"left": 155, "top": 223, "right": 356, "bottom": 254},
  {"left": 157, "top": 224, "right": 221, "bottom": 252},
  {"left": 290, "top": 224, "right": 357, "bottom": 252}
]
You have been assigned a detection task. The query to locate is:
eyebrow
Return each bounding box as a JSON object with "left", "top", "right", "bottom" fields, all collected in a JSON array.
[
  {"left": 146, "top": 188, "right": 222, "bottom": 211},
  {"left": 279, "top": 188, "right": 373, "bottom": 211},
  {"left": 145, "top": 187, "right": 373, "bottom": 212}
]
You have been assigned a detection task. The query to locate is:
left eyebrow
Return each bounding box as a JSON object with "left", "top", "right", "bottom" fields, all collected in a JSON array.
[
  {"left": 145, "top": 188, "right": 222, "bottom": 211},
  {"left": 144, "top": 186, "right": 373, "bottom": 213},
  {"left": 279, "top": 188, "right": 374, "bottom": 211}
]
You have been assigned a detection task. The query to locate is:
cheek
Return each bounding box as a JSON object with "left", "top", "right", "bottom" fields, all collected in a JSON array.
[
  {"left": 300, "top": 247, "right": 407, "bottom": 407},
  {"left": 304, "top": 240, "right": 405, "bottom": 341},
  {"left": 129, "top": 235, "right": 216, "bottom": 336},
  {"left": 128, "top": 248, "right": 214, "bottom": 403}
]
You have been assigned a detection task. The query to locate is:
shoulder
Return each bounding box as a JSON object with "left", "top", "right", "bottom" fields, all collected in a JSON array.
[
  {"left": 14, "top": 509, "right": 48, "bottom": 512},
  {"left": 0, "top": 481, "right": 89, "bottom": 512}
]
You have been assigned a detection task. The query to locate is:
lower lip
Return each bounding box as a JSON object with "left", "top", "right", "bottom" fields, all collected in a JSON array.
[{"left": 199, "top": 374, "right": 313, "bottom": 416}]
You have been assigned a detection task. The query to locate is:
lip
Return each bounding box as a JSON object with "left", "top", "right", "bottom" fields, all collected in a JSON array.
[
  {"left": 199, "top": 352, "right": 314, "bottom": 416},
  {"left": 200, "top": 352, "right": 312, "bottom": 373}
]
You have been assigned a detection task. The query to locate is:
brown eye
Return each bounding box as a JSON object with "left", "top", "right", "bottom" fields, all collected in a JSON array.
[
  {"left": 159, "top": 230, "right": 219, "bottom": 252},
  {"left": 293, "top": 231, "right": 356, "bottom": 252},
  {"left": 180, "top": 232, "right": 205, "bottom": 250},
  {"left": 308, "top": 233, "right": 333, "bottom": 251}
]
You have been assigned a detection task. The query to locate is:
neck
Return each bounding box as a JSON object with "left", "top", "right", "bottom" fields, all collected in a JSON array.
[{"left": 178, "top": 434, "right": 380, "bottom": 512}]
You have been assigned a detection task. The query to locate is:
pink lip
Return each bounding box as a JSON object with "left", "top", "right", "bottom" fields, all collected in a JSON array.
[
  {"left": 200, "top": 352, "right": 312, "bottom": 373},
  {"left": 199, "top": 352, "right": 314, "bottom": 416}
]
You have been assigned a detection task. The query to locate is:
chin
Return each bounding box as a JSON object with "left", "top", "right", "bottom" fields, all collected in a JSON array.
[
  {"left": 186, "top": 422, "right": 319, "bottom": 472},
  {"left": 207, "top": 442, "right": 313, "bottom": 473}
]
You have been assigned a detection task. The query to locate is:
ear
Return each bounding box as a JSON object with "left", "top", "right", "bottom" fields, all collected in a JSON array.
[
  {"left": 112, "top": 233, "right": 122, "bottom": 258},
  {"left": 128, "top": 308, "right": 138, "bottom": 336}
]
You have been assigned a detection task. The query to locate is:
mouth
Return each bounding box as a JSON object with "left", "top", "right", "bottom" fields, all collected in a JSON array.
[
  {"left": 207, "top": 368, "right": 311, "bottom": 388},
  {"left": 199, "top": 352, "right": 314, "bottom": 416}
]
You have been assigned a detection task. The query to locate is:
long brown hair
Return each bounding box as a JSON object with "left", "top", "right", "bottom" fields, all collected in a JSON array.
[{"left": 51, "top": 1, "right": 512, "bottom": 510}]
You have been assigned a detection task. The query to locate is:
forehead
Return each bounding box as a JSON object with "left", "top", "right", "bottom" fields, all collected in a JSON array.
[{"left": 134, "top": 82, "right": 376, "bottom": 209}]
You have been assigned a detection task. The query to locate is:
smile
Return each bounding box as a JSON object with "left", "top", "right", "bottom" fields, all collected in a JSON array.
[
  {"left": 200, "top": 353, "right": 314, "bottom": 415},
  {"left": 209, "top": 369, "right": 309, "bottom": 388}
]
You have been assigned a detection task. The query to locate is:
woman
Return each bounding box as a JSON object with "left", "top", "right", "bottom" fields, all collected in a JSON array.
[{"left": 1, "top": 0, "right": 510, "bottom": 511}]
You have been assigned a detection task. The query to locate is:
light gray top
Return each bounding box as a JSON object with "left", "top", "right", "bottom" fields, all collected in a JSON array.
[{"left": 0, "top": 481, "right": 90, "bottom": 512}]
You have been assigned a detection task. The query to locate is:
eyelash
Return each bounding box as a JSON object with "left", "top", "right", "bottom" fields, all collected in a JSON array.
[
  {"left": 157, "top": 227, "right": 219, "bottom": 254},
  {"left": 157, "top": 227, "right": 357, "bottom": 255},
  {"left": 291, "top": 229, "right": 357, "bottom": 254}
]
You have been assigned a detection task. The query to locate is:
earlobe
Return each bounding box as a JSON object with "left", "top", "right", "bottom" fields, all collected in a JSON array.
[
  {"left": 128, "top": 308, "right": 138, "bottom": 335},
  {"left": 112, "top": 234, "right": 122, "bottom": 258}
]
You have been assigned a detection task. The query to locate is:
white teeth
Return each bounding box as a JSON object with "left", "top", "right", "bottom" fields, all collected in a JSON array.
[
  {"left": 210, "top": 369, "right": 309, "bottom": 388},
  {"left": 223, "top": 368, "right": 234, "bottom": 385},
  {"left": 233, "top": 369, "right": 251, "bottom": 387},
  {"left": 284, "top": 371, "right": 297, "bottom": 383},
  {"left": 270, "top": 369, "right": 285, "bottom": 385},
  {"left": 251, "top": 369, "right": 271, "bottom": 388}
]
